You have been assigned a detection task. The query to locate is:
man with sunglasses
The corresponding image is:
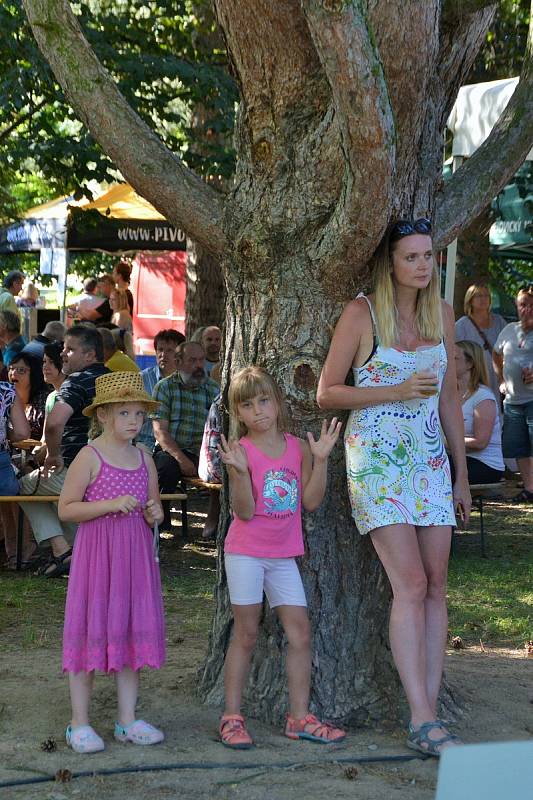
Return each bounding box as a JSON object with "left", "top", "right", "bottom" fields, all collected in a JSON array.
[{"left": 494, "top": 286, "right": 533, "bottom": 502}]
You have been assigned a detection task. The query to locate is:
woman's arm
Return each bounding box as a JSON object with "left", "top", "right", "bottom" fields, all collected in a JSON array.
[
  {"left": 7, "top": 395, "right": 30, "bottom": 442},
  {"left": 465, "top": 399, "right": 496, "bottom": 451},
  {"left": 439, "top": 302, "right": 471, "bottom": 523},
  {"left": 317, "top": 299, "right": 437, "bottom": 410},
  {"left": 58, "top": 447, "right": 139, "bottom": 522}
]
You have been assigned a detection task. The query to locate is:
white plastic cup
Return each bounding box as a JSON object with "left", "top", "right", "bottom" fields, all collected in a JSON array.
[{"left": 415, "top": 346, "right": 439, "bottom": 397}]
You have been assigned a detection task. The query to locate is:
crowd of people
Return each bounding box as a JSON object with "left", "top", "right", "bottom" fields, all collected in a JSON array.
[{"left": 0, "top": 242, "right": 531, "bottom": 757}]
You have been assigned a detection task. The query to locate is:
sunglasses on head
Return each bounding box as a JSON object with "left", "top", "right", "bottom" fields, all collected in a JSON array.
[{"left": 389, "top": 217, "right": 432, "bottom": 241}]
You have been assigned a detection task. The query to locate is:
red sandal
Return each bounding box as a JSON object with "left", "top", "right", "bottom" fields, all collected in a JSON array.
[
  {"left": 285, "top": 713, "right": 345, "bottom": 744},
  {"left": 219, "top": 714, "right": 254, "bottom": 749}
]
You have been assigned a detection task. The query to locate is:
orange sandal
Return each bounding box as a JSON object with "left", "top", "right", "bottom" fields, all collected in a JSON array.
[
  {"left": 285, "top": 713, "right": 345, "bottom": 744},
  {"left": 219, "top": 714, "right": 254, "bottom": 749}
]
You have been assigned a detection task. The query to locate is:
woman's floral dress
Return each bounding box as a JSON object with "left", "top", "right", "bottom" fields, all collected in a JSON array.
[{"left": 345, "top": 298, "right": 455, "bottom": 535}]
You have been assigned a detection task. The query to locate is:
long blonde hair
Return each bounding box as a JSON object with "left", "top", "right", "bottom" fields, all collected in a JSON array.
[
  {"left": 456, "top": 340, "right": 489, "bottom": 393},
  {"left": 110, "top": 287, "right": 129, "bottom": 311},
  {"left": 371, "top": 223, "right": 442, "bottom": 348},
  {"left": 228, "top": 366, "right": 289, "bottom": 439},
  {"left": 464, "top": 283, "right": 491, "bottom": 317}
]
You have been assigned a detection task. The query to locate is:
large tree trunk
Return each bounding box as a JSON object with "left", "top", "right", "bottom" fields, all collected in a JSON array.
[
  {"left": 185, "top": 240, "right": 225, "bottom": 336},
  {"left": 453, "top": 207, "right": 493, "bottom": 317},
  {"left": 197, "top": 0, "right": 495, "bottom": 724},
  {"left": 21, "top": 0, "right": 533, "bottom": 724}
]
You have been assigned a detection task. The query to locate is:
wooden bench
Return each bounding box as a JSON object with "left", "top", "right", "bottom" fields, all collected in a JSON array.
[
  {"left": 451, "top": 481, "right": 507, "bottom": 558},
  {"left": 0, "top": 492, "right": 188, "bottom": 572}
]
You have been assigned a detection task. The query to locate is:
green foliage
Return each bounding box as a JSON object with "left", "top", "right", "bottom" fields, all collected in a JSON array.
[
  {"left": 448, "top": 503, "right": 533, "bottom": 645},
  {"left": 0, "top": 0, "right": 237, "bottom": 222},
  {"left": 469, "top": 0, "right": 531, "bottom": 83}
]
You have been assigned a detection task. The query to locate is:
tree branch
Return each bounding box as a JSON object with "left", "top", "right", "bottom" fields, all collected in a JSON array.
[
  {"left": 412, "top": 4, "right": 496, "bottom": 217},
  {"left": 301, "top": 0, "right": 395, "bottom": 262},
  {"left": 368, "top": 1, "right": 440, "bottom": 215},
  {"left": 435, "top": 0, "right": 533, "bottom": 248},
  {"left": 21, "top": 0, "right": 227, "bottom": 257}
]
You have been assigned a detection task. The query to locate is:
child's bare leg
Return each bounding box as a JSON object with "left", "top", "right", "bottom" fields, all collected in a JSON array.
[
  {"left": 276, "top": 605, "right": 311, "bottom": 719},
  {"left": 116, "top": 667, "right": 139, "bottom": 727},
  {"left": 224, "top": 603, "right": 262, "bottom": 715},
  {"left": 69, "top": 671, "right": 95, "bottom": 727}
]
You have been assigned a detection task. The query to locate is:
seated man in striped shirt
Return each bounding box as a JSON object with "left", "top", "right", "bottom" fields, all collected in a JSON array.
[
  {"left": 152, "top": 341, "right": 219, "bottom": 532},
  {"left": 136, "top": 328, "right": 185, "bottom": 453},
  {"left": 18, "top": 325, "right": 109, "bottom": 577}
]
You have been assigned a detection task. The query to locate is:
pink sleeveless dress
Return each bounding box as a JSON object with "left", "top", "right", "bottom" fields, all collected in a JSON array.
[{"left": 62, "top": 446, "right": 166, "bottom": 674}]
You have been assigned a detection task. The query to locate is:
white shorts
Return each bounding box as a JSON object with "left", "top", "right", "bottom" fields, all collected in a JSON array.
[{"left": 224, "top": 554, "right": 307, "bottom": 608}]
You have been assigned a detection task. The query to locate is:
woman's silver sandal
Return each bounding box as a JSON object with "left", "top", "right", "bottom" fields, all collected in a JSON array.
[{"left": 407, "top": 720, "right": 461, "bottom": 757}]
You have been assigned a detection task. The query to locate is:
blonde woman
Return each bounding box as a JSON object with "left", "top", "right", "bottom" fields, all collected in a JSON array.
[
  {"left": 455, "top": 284, "right": 506, "bottom": 401},
  {"left": 455, "top": 340, "right": 504, "bottom": 484},
  {"left": 318, "top": 218, "right": 470, "bottom": 757}
]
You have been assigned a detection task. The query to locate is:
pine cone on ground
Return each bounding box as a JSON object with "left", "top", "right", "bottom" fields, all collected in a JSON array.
[{"left": 40, "top": 738, "right": 57, "bottom": 752}]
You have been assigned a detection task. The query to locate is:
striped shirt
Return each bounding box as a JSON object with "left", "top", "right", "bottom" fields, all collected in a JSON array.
[
  {"left": 152, "top": 372, "right": 219, "bottom": 455},
  {"left": 56, "top": 363, "right": 109, "bottom": 465}
]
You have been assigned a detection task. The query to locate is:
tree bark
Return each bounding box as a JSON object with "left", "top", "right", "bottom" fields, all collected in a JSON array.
[
  {"left": 185, "top": 240, "right": 226, "bottom": 336},
  {"left": 21, "top": 0, "right": 533, "bottom": 723},
  {"left": 453, "top": 207, "right": 493, "bottom": 317}
]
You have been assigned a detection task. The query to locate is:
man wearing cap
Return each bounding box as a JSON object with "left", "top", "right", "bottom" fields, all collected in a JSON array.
[
  {"left": 18, "top": 325, "right": 109, "bottom": 577},
  {"left": 152, "top": 341, "right": 219, "bottom": 531}
]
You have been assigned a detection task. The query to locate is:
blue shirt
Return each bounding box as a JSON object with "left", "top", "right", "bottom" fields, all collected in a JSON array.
[{"left": 136, "top": 365, "right": 162, "bottom": 451}]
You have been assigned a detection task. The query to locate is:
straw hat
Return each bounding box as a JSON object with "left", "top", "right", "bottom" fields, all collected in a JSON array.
[{"left": 82, "top": 371, "right": 160, "bottom": 417}]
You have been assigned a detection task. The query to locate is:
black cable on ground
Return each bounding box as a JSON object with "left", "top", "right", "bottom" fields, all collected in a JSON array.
[{"left": 0, "top": 752, "right": 425, "bottom": 789}]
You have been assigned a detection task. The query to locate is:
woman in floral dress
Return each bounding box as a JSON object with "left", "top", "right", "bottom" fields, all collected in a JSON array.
[{"left": 318, "top": 218, "right": 471, "bottom": 757}]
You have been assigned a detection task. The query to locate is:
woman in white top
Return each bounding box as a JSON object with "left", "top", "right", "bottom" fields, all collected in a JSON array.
[
  {"left": 455, "top": 340, "right": 504, "bottom": 484},
  {"left": 455, "top": 284, "right": 507, "bottom": 402}
]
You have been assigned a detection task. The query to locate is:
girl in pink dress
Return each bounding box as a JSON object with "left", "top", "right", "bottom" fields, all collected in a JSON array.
[
  {"left": 217, "top": 366, "right": 345, "bottom": 749},
  {"left": 59, "top": 372, "right": 165, "bottom": 754}
]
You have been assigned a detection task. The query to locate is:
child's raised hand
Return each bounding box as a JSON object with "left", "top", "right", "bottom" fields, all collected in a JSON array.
[
  {"left": 217, "top": 434, "right": 248, "bottom": 474},
  {"left": 109, "top": 494, "right": 140, "bottom": 515},
  {"left": 306, "top": 418, "right": 342, "bottom": 462},
  {"left": 143, "top": 499, "right": 164, "bottom": 526}
]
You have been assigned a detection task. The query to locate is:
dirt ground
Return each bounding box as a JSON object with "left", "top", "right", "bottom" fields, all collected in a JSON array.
[{"left": 1, "top": 512, "right": 532, "bottom": 800}]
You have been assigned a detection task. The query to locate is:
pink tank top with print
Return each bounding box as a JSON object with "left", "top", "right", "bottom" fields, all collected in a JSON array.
[{"left": 224, "top": 433, "right": 304, "bottom": 558}]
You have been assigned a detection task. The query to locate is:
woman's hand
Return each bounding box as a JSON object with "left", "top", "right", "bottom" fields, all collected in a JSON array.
[
  {"left": 218, "top": 434, "right": 248, "bottom": 474},
  {"left": 109, "top": 494, "right": 139, "bottom": 515},
  {"left": 453, "top": 476, "right": 472, "bottom": 528},
  {"left": 393, "top": 371, "right": 439, "bottom": 401},
  {"left": 143, "top": 499, "right": 164, "bottom": 526},
  {"left": 306, "top": 418, "right": 342, "bottom": 462}
]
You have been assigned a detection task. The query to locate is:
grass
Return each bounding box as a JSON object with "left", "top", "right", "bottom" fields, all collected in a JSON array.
[
  {"left": 447, "top": 501, "right": 533, "bottom": 646},
  {"left": 0, "top": 501, "right": 531, "bottom": 651}
]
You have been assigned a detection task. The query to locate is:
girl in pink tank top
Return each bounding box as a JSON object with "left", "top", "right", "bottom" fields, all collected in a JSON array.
[{"left": 217, "top": 366, "right": 345, "bottom": 749}]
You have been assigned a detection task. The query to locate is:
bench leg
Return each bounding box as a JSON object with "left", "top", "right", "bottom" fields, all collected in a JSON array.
[
  {"left": 479, "top": 498, "right": 487, "bottom": 558},
  {"left": 180, "top": 497, "right": 188, "bottom": 539},
  {"left": 16, "top": 506, "right": 24, "bottom": 571}
]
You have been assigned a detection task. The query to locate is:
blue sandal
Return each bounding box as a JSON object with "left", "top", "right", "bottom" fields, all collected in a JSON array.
[{"left": 407, "top": 720, "right": 461, "bottom": 757}]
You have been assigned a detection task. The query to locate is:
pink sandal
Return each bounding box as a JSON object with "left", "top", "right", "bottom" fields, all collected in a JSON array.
[
  {"left": 66, "top": 724, "right": 105, "bottom": 754},
  {"left": 114, "top": 720, "right": 164, "bottom": 745},
  {"left": 219, "top": 714, "right": 254, "bottom": 749},
  {"left": 285, "top": 713, "right": 345, "bottom": 744}
]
